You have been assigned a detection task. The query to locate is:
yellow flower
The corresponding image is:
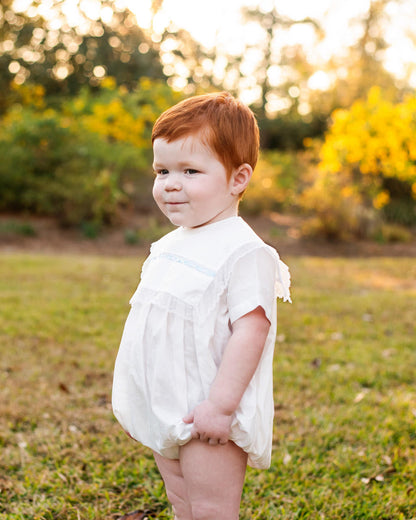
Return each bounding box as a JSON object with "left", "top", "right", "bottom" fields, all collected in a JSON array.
[
  {"left": 101, "top": 76, "right": 117, "bottom": 90},
  {"left": 373, "top": 191, "right": 390, "bottom": 209}
]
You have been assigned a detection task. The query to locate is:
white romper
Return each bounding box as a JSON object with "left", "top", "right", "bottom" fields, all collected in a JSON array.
[{"left": 112, "top": 216, "right": 291, "bottom": 469}]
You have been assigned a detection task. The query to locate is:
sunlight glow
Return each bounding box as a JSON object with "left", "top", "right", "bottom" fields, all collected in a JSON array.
[
  {"left": 127, "top": 0, "right": 416, "bottom": 91},
  {"left": 9, "top": 0, "right": 416, "bottom": 98},
  {"left": 308, "top": 71, "right": 332, "bottom": 91}
]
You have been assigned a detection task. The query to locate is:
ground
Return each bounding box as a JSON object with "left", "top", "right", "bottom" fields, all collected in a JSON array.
[
  {"left": 1, "top": 213, "right": 415, "bottom": 519},
  {"left": 0, "top": 212, "right": 415, "bottom": 258}
]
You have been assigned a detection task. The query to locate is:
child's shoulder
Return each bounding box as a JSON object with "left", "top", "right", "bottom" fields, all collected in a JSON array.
[
  {"left": 233, "top": 217, "right": 266, "bottom": 243},
  {"left": 204, "top": 217, "right": 279, "bottom": 268},
  {"left": 224, "top": 217, "right": 276, "bottom": 255}
]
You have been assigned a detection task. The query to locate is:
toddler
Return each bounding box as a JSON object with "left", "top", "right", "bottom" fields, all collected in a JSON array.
[{"left": 112, "top": 92, "right": 291, "bottom": 520}]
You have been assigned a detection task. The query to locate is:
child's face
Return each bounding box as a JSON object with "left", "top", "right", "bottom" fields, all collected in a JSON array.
[{"left": 152, "top": 134, "right": 239, "bottom": 228}]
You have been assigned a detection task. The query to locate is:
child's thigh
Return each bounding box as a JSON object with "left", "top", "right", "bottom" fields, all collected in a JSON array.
[{"left": 179, "top": 440, "right": 248, "bottom": 519}]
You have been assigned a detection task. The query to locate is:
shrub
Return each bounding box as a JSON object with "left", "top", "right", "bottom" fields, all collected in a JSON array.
[
  {"left": 0, "top": 220, "right": 36, "bottom": 237},
  {"left": 241, "top": 151, "right": 300, "bottom": 215},
  {"left": 300, "top": 167, "right": 380, "bottom": 240},
  {"left": 0, "top": 107, "right": 125, "bottom": 226},
  {"left": 66, "top": 77, "right": 183, "bottom": 151},
  {"left": 0, "top": 79, "right": 184, "bottom": 227},
  {"left": 302, "top": 87, "right": 416, "bottom": 239},
  {"left": 372, "top": 222, "right": 413, "bottom": 243}
]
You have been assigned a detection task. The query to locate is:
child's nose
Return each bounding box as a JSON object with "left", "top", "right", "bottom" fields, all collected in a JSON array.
[{"left": 165, "top": 173, "right": 182, "bottom": 191}]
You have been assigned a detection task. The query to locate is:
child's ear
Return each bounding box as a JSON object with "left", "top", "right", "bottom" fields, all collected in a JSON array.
[{"left": 230, "top": 163, "right": 253, "bottom": 195}]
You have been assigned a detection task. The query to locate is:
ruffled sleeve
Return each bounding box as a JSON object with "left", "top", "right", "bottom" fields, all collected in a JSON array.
[
  {"left": 227, "top": 246, "right": 291, "bottom": 325},
  {"left": 271, "top": 247, "right": 291, "bottom": 304}
]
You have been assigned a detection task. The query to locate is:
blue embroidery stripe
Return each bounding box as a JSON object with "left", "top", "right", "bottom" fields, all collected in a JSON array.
[{"left": 153, "top": 252, "right": 216, "bottom": 278}]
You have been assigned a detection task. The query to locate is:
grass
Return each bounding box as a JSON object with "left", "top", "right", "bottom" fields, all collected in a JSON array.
[{"left": 0, "top": 253, "right": 415, "bottom": 519}]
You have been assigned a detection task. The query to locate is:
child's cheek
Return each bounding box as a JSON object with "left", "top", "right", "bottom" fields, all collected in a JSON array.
[{"left": 152, "top": 181, "right": 161, "bottom": 203}]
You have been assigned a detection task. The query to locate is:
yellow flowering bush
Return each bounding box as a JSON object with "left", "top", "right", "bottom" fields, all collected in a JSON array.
[
  {"left": 302, "top": 87, "right": 416, "bottom": 238},
  {"left": 8, "top": 82, "right": 47, "bottom": 110},
  {"left": 0, "top": 79, "right": 184, "bottom": 227},
  {"left": 321, "top": 87, "right": 416, "bottom": 187},
  {"left": 78, "top": 77, "right": 183, "bottom": 150}
]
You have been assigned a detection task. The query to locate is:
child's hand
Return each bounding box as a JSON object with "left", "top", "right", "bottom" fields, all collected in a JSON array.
[{"left": 183, "top": 399, "right": 233, "bottom": 446}]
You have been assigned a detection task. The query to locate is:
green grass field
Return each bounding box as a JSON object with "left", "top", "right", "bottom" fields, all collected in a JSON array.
[{"left": 1, "top": 253, "right": 415, "bottom": 519}]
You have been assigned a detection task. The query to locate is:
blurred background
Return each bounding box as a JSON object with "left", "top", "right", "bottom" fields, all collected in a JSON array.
[{"left": 0, "top": 0, "right": 415, "bottom": 250}]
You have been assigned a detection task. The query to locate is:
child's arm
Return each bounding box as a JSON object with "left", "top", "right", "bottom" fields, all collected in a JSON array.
[{"left": 183, "top": 306, "right": 270, "bottom": 445}]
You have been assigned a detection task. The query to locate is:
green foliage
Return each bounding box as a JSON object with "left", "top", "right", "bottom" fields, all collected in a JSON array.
[
  {"left": 257, "top": 112, "right": 328, "bottom": 151},
  {"left": 1, "top": 254, "right": 415, "bottom": 518},
  {"left": 242, "top": 151, "right": 301, "bottom": 215},
  {"left": 0, "top": 106, "right": 125, "bottom": 226},
  {"left": 372, "top": 223, "right": 413, "bottom": 244},
  {"left": 300, "top": 163, "right": 380, "bottom": 240},
  {"left": 0, "top": 219, "right": 36, "bottom": 237},
  {"left": 124, "top": 218, "right": 174, "bottom": 245},
  {"left": 0, "top": 79, "right": 183, "bottom": 227}
]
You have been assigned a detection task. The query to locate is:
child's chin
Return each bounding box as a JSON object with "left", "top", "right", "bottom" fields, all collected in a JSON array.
[
  {"left": 167, "top": 215, "right": 200, "bottom": 228},
  {"left": 167, "top": 215, "right": 184, "bottom": 226}
]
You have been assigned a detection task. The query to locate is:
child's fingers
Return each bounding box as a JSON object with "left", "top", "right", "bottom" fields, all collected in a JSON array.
[
  {"left": 205, "top": 436, "right": 229, "bottom": 445},
  {"left": 182, "top": 412, "right": 194, "bottom": 424}
]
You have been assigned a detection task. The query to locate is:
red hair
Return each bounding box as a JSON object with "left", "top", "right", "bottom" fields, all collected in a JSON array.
[{"left": 151, "top": 92, "right": 259, "bottom": 180}]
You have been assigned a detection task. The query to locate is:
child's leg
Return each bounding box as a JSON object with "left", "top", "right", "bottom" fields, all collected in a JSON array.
[
  {"left": 153, "top": 451, "right": 193, "bottom": 520},
  {"left": 179, "top": 439, "right": 247, "bottom": 520}
]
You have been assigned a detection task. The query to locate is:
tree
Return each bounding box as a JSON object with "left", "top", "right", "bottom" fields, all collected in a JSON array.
[
  {"left": 154, "top": 26, "right": 219, "bottom": 93},
  {"left": 310, "top": 0, "right": 399, "bottom": 116},
  {"left": 240, "top": 7, "right": 322, "bottom": 119},
  {"left": 0, "top": 0, "right": 166, "bottom": 109},
  {"left": 138, "top": 0, "right": 221, "bottom": 95}
]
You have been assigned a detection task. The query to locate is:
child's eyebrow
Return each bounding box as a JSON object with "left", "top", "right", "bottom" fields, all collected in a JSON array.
[
  {"left": 153, "top": 160, "right": 199, "bottom": 169},
  {"left": 152, "top": 161, "right": 165, "bottom": 169}
]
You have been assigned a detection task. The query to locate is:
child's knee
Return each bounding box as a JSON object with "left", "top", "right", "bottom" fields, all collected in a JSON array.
[
  {"left": 190, "top": 499, "right": 238, "bottom": 520},
  {"left": 166, "top": 487, "right": 191, "bottom": 519},
  {"left": 190, "top": 500, "right": 216, "bottom": 520}
]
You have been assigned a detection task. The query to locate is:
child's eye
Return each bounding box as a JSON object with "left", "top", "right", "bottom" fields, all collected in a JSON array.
[
  {"left": 185, "top": 169, "right": 199, "bottom": 175},
  {"left": 155, "top": 169, "right": 169, "bottom": 175}
]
